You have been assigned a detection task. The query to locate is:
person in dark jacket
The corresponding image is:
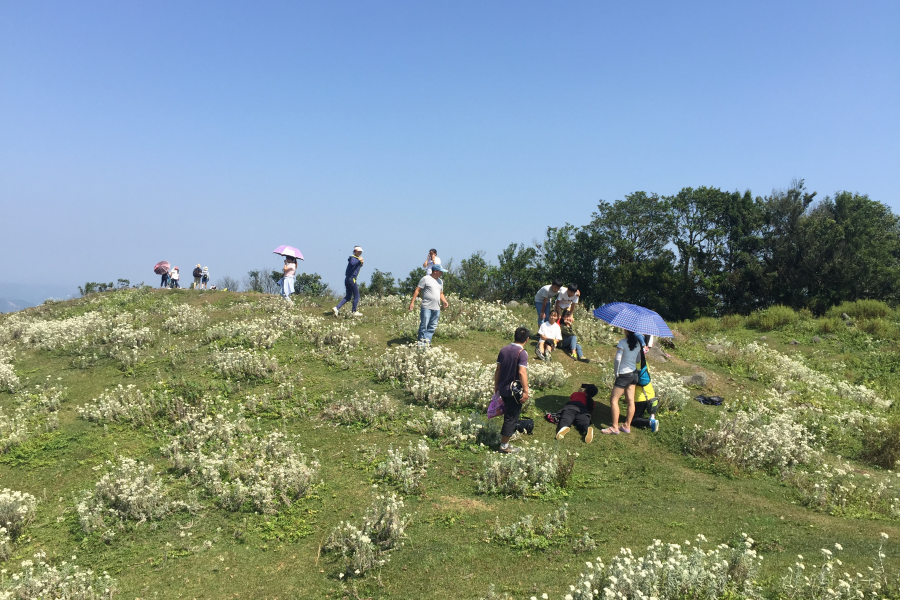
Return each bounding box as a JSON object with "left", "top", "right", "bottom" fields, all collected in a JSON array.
[
  {"left": 555, "top": 384, "right": 598, "bottom": 443},
  {"left": 333, "top": 246, "right": 364, "bottom": 317}
]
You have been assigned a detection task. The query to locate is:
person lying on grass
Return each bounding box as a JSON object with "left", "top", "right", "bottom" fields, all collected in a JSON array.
[
  {"left": 536, "top": 310, "right": 562, "bottom": 360},
  {"left": 555, "top": 383, "right": 599, "bottom": 443},
  {"left": 600, "top": 329, "right": 645, "bottom": 435}
]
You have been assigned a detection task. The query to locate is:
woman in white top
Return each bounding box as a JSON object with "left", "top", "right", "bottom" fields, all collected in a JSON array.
[
  {"left": 555, "top": 283, "right": 580, "bottom": 317},
  {"left": 201, "top": 266, "right": 210, "bottom": 290},
  {"left": 423, "top": 249, "right": 441, "bottom": 275},
  {"left": 280, "top": 257, "right": 297, "bottom": 303},
  {"left": 600, "top": 329, "right": 645, "bottom": 435},
  {"left": 170, "top": 267, "right": 180, "bottom": 288}
]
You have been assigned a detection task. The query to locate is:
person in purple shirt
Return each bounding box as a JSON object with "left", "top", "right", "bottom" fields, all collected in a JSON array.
[
  {"left": 333, "top": 246, "right": 364, "bottom": 317},
  {"left": 493, "top": 326, "right": 531, "bottom": 453}
]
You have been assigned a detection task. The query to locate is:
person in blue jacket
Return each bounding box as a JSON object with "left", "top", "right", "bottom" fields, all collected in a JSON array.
[{"left": 333, "top": 246, "right": 364, "bottom": 317}]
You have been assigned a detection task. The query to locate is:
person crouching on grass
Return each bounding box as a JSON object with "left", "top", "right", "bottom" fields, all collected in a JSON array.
[
  {"left": 632, "top": 382, "right": 660, "bottom": 433},
  {"left": 536, "top": 310, "right": 562, "bottom": 360},
  {"left": 494, "top": 327, "right": 531, "bottom": 454},
  {"left": 555, "top": 384, "right": 598, "bottom": 443}
]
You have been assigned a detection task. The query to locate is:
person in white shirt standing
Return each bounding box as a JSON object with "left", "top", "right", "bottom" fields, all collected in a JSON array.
[
  {"left": 423, "top": 249, "right": 441, "bottom": 275},
  {"left": 408, "top": 264, "right": 449, "bottom": 344},
  {"left": 534, "top": 279, "right": 563, "bottom": 329},
  {"left": 555, "top": 283, "right": 580, "bottom": 318}
]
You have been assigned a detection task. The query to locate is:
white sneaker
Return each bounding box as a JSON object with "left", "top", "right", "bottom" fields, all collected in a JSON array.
[
  {"left": 332, "top": 307, "right": 339, "bottom": 317},
  {"left": 351, "top": 311, "right": 363, "bottom": 317}
]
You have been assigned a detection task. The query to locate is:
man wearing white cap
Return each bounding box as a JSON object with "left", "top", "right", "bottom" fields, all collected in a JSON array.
[{"left": 333, "top": 246, "right": 364, "bottom": 317}]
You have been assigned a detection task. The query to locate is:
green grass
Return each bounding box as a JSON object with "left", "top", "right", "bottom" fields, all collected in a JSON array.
[{"left": 0, "top": 289, "right": 898, "bottom": 599}]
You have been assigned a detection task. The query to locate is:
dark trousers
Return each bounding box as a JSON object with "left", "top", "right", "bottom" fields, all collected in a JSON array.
[
  {"left": 501, "top": 395, "right": 523, "bottom": 437},
  {"left": 336, "top": 277, "right": 360, "bottom": 312},
  {"left": 632, "top": 400, "right": 657, "bottom": 429},
  {"left": 557, "top": 404, "right": 592, "bottom": 435},
  {"left": 160, "top": 274, "right": 169, "bottom": 288}
]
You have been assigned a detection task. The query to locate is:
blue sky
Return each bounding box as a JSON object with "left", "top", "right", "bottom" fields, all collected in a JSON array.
[{"left": 1, "top": 1, "right": 898, "bottom": 300}]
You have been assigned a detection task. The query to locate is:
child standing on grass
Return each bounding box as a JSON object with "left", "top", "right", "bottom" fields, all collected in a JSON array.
[
  {"left": 555, "top": 384, "right": 598, "bottom": 443},
  {"left": 536, "top": 310, "right": 562, "bottom": 360}
]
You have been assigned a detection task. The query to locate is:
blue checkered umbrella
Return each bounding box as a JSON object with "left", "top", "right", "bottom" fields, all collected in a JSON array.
[{"left": 592, "top": 302, "right": 673, "bottom": 338}]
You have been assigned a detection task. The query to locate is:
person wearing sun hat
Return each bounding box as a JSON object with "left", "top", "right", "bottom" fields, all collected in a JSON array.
[
  {"left": 192, "top": 264, "right": 203, "bottom": 289},
  {"left": 333, "top": 246, "right": 364, "bottom": 317}
]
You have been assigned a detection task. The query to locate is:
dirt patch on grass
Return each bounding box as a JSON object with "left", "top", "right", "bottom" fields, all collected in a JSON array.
[{"left": 438, "top": 496, "right": 491, "bottom": 512}]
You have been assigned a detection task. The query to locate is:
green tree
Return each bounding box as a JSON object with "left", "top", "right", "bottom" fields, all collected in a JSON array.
[
  {"left": 398, "top": 267, "right": 427, "bottom": 294},
  {"left": 494, "top": 243, "right": 541, "bottom": 302},
  {"left": 360, "top": 269, "right": 399, "bottom": 296}
]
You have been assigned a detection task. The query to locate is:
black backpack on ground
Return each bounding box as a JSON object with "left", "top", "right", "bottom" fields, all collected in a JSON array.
[{"left": 515, "top": 418, "right": 534, "bottom": 435}]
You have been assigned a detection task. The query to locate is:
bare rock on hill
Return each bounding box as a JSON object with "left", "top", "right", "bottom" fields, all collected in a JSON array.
[
  {"left": 841, "top": 312, "right": 850, "bottom": 320},
  {"left": 706, "top": 344, "right": 727, "bottom": 353},
  {"left": 789, "top": 339, "right": 799, "bottom": 345},
  {"left": 506, "top": 301, "right": 519, "bottom": 307},
  {"left": 759, "top": 336, "right": 767, "bottom": 341},
  {"left": 682, "top": 372, "right": 708, "bottom": 387},
  {"left": 811, "top": 336, "right": 822, "bottom": 343},
  {"left": 845, "top": 320, "right": 855, "bottom": 327},
  {"left": 661, "top": 337, "right": 676, "bottom": 349},
  {"left": 647, "top": 346, "right": 668, "bottom": 362}
]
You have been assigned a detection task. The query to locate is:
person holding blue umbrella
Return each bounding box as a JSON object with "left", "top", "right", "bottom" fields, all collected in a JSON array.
[{"left": 592, "top": 302, "right": 672, "bottom": 434}]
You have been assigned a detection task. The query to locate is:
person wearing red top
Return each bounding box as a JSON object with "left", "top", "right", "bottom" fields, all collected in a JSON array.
[{"left": 555, "top": 384, "right": 599, "bottom": 443}]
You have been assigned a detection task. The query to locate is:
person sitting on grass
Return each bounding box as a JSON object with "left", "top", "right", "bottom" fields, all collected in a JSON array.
[
  {"left": 559, "top": 312, "right": 588, "bottom": 362},
  {"left": 536, "top": 310, "right": 562, "bottom": 360},
  {"left": 555, "top": 383, "right": 598, "bottom": 443},
  {"left": 631, "top": 382, "right": 659, "bottom": 433}
]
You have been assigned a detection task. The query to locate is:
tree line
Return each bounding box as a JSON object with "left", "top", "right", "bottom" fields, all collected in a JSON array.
[{"left": 360, "top": 180, "right": 900, "bottom": 321}]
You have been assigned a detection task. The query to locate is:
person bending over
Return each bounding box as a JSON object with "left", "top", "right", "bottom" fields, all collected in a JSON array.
[
  {"left": 555, "top": 384, "right": 598, "bottom": 443},
  {"left": 536, "top": 310, "right": 562, "bottom": 360},
  {"left": 632, "top": 382, "right": 659, "bottom": 433}
]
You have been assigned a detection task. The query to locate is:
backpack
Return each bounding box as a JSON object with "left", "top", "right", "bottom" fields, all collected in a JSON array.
[{"left": 193, "top": 267, "right": 202, "bottom": 278}]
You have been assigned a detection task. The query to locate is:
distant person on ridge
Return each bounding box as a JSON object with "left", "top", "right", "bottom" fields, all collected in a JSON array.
[
  {"left": 279, "top": 257, "right": 297, "bottom": 304},
  {"left": 160, "top": 270, "right": 169, "bottom": 289},
  {"left": 192, "top": 264, "right": 203, "bottom": 289},
  {"left": 534, "top": 279, "right": 563, "bottom": 329},
  {"left": 423, "top": 248, "right": 441, "bottom": 275},
  {"left": 333, "top": 246, "right": 364, "bottom": 317},
  {"left": 408, "top": 264, "right": 449, "bottom": 343},
  {"left": 169, "top": 267, "right": 180, "bottom": 289},
  {"left": 201, "top": 266, "right": 210, "bottom": 290}
]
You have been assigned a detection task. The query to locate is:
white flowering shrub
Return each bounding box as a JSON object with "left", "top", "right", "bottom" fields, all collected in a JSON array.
[
  {"left": 164, "top": 415, "right": 318, "bottom": 514},
  {"left": 0, "top": 384, "right": 64, "bottom": 453},
  {"left": 573, "top": 532, "right": 598, "bottom": 554},
  {"left": 0, "top": 349, "right": 19, "bottom": 392},
  {"left": 108, "top": 324, "right": 153, "bottom": 348},
  {"left": 75, "top": 458, "right": 181, "bottom": 537},
  {"left": 528, "top": 361, "right": 570, "bottom": 390},
  {"left": 322, "top": 390, "right": 399, "bottom": 427},
  {"left": 572, "top": 312, "right": 618, "bottom": 345},
  {"left": 407, "top": 409, "right": 500, "bottom": 448},
  {"left": 0, "top": 488, "right": 37, "bottom": 559},
  {"left": 11, "top": 311, "right": 109, "bottom": 351},
  {"left": 488, "top": 504, "right": 568, "bottom": 550},
  {"left": 565, "top": 534, "right": 761, "bottom": 600},
  {"left": 780, "top": 535, "right": 893, "bottom": 600},
  {"left": 374, "top": 343, "right": 494, "bottom": 409},
  {"left": 0, "top": 551, "right": 117, "bottom": 599},
  {"left": 206, "top": 316, "right": 283, "bottom": 349},
  {"left": 392, "top": 310, "right": 469, "bottom": 339},
  {"left": 476, "top": 444, "right": 576, "bottom": 498},
  {"left": 210, "top": 348, "right": 279, "bottom": 379},
  {"left": 375, "top": 441, "right": 429, "bottom": 494},
  {"left": 163, "top": 304, "right": 209, "bottom": 333},
  {"left": 324, "top": 492, "right": 409, "bottom": 578},
  {"left": 789, "top": 462, "right": 900, "bottom": 520},
  {"left": 685, "top": 407, "right": 820, "bottom": 473},
  {"left": 358, "top": 294, "right": 408, "bottom": 308},
  {"left": 77, "top": 384, "right": 153, "bottom": 425},
  {"left": 651, "top": 371, "right": 692, "bottom": 413}
]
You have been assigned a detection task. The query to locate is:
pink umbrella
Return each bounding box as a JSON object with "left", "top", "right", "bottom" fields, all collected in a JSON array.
[
  {"left": 273, "top": 245, "right": 304, "bottom": 260},
  {"left": 154, "top": 261, "right": 170, "bottom": 275}
]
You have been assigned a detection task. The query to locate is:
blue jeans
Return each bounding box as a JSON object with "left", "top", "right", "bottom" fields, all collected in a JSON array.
[
  {"left": 160, "top": 274, "right": 169, "bottom": 288},
  {"left": 336, "top": 277, "right": 360, "bottom": 311},
  {"left": 536, "top": 300, "right": 551, "bottom": 328},
  {"left": 560, "top": 335, "right": 583, "bottom": 359},
  {"left": 418, "top": 308, "right": 440, "bottom": 343}
]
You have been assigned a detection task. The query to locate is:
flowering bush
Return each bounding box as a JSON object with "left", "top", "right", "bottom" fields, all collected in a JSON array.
[
  {"left": 0, "top": 488, "right": 37, "bottom": 559},
  {"left": 528, "top": 361, "right": 570, "bottom": 390},
  {"left": 392, "top": 310, "right": 469, "bottom": 339},
  {"left": 685, "top": 407, "right": 820, "bottom": 473},
  {"left": 164, "top": 414, "right": 318, "bottom": 514},
  {"left": 75, "top": 458, "right": 183, "bottom": 538},
  {"left": 572, "top": 312, "right": 617, "bottom": 345},
  {"left": 324, "top": 492, "right": 409, "bottom": 578},
  {"left": 407, "top": 410, "right": 500, "bottom": 448},
  {"left": 565, "top": 534, "right": 761, "bottom": 600},
  {"left": 78, "top": 384, "right": 153, "bottom": 425},
  {"left": 789, "top": 462, "right": 900, "bottom": 520},
  {"left": 0, "top": 551, "right": 117, "bottom": 599},
  {"left": 651, "top": 371, "right": 692, "bottom": 413},
  {"left": 207, "top": 317, "right": 283, "bottom": 349},
  {"left": 488, "top": 504, "right": 568, "bottom": 550},
  {"left": 0, "top": 384, "right": 64, "bottom": 453},
  {"left": 163, "top": 304, "right": 209, "bottom": 333},
  {"left": 210, "top": 348, "right": 279, "bottom": 379},
  {"left": 375, "top": 441, "right": 429, "bottom": 494},
  {"left": 322, "top": 390, "right": 399, "bottom": 428},
  {"left": 476, "top": 444, "right": 576, "bottom": 498},
  {"left": 0, "top": 349, "right": 19, "bottom": 392},
  {"left": 780, "top": 535, "right": 894, "bottom": 600}
]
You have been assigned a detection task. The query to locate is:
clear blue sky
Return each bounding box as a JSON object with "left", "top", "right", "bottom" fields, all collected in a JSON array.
[{"left": 1, "top": 1, "right": 898, "bottom": 299}]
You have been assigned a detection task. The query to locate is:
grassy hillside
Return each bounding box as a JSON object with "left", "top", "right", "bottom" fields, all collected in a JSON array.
[{"left": 0, "top": 289, "right": 898, "bottom": 599}]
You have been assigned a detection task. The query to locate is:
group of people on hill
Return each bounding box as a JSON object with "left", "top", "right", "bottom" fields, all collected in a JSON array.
[{"left": 159, "top": 265, "right": 210, "bottom": 290}]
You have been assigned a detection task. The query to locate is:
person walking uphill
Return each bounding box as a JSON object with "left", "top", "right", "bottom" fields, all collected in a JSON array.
[
  {"left": 494, "top": 327, "right": 531, "bottom": 454},
  {"left": 408, "top": 264, "right": 449, "bottom": 343},
  {"left": 333, "top": 247, "right": 364, "bottom": 317}
]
